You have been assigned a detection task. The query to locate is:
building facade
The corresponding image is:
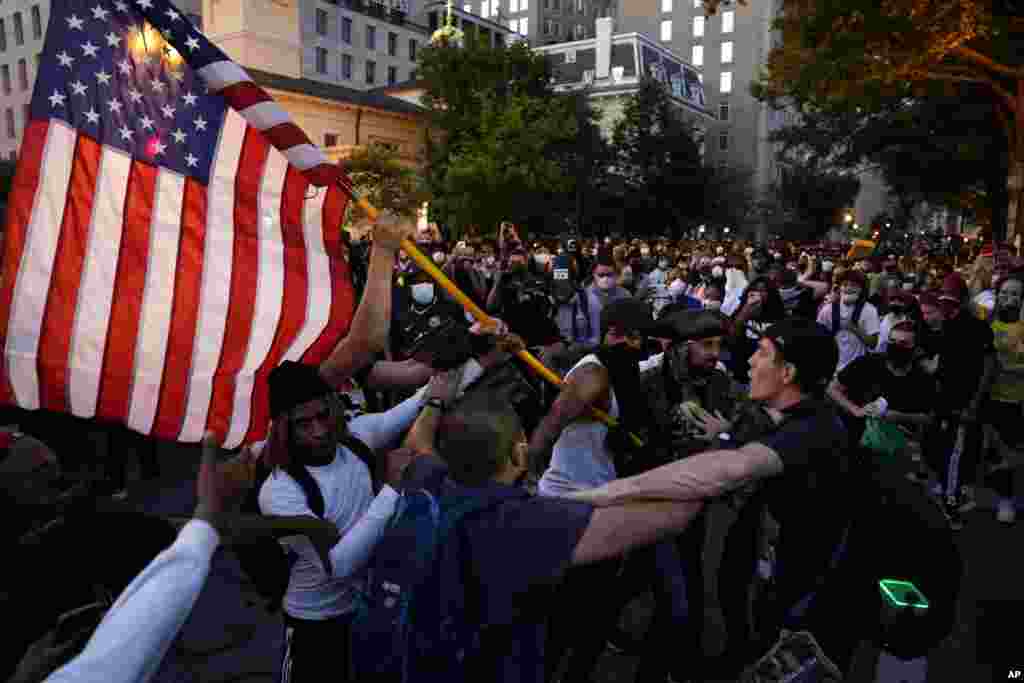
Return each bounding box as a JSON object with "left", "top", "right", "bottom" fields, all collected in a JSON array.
[
  {"left": 421, "top": 0, "right": 513, "bottom": 47},
  {"left": 434, "top": 0, "right": 612, "bottom": 46},
  {"left": 535, "top": 16, "right": 714, "bottom": 142}
]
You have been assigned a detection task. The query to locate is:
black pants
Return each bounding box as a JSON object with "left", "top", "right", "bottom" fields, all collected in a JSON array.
[
  {"left": 924, "top": 414, "right": 982, "bottom": 497},
  {"left": 281, "top": 612, "right": 354, "bottom": 683},
  {"left": 717, "top": 498, "right": 766, "bottom": 660},
  {"left": 545, "top": 557, "right": 622, "bottom": 683},
  {"left": 634, "top": 512, "right": 706, "bottom": 683}
]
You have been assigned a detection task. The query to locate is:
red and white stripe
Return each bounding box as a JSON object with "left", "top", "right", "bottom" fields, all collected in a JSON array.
[
  {"left": 197, "top": 61, "right": 350, "bottom": 191},
  {"left": 0, "top": 112, "right": 354, "bottom": 449}
]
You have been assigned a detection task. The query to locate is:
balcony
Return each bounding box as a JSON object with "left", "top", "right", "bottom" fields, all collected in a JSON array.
[{"left": 339, "top": 0, "right": 408, "bottom": 25}]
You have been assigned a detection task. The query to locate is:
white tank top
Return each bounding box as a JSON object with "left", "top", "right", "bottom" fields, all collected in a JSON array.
[{"left": 538, "top": 354, "right": 620, "bottom": 497}]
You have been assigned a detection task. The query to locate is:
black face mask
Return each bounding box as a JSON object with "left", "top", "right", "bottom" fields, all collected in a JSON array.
[
  {"left": 998, "top": 307, "right": 1021, "bottom": 323},
  {"left": 886, "top": 345, "right": 915, "bottom": 368}
]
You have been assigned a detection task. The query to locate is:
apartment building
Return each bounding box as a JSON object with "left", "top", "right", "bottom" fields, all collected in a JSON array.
[
  {"left": 421, "top": 0, "right": 513, "bottom": 47},
  {"left": 536, "top": 16, "right": 714, "bottom": 142},
  {"left": 0, "top": 0, "right": 200, "bottom": 161},
  {"left": 434, "top": 0, "right": 610, "bottom": 46}
]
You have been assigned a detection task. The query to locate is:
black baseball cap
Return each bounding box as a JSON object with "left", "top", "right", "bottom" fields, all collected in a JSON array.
[
  {"left": 760, "top": 318, "right": 838, "bottom": 394},
  {"left": 650, "top": 309, "right": 729, "bottom": 344},
  {"left": 600, "top": 298, "right": 654, "bottom": 339}
]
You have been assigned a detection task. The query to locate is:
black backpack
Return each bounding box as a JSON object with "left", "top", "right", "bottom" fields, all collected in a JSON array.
[
  {"left": 233, "top": 434, "right": 377, "bottom": 612},
  {"left": 830, "top": 299, "right": 867, "bottom": 336}
]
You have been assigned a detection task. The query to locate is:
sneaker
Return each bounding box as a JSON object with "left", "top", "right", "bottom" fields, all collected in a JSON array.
[
  {"left": 943, "top": 497, "right": 964, "bottom": 531},
  {"left": 997, "top": 498, "right": 1017, "bottom": 524},
  {"left": 957, "top": 486, "right": 977, "bottom": 513}
]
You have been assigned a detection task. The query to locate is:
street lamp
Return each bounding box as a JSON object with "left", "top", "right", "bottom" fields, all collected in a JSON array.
[
  {"left": 844, "top": 213, "right": 854, "bottom": 224},
  {"left": 724, "top": 227, "right": 731, "bottom": 234}
]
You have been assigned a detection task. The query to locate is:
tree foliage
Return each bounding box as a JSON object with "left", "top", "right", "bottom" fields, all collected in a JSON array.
[
  {"left": 745, "top": 0, "right": 1024, "bottom": 238},
  {"left": 417, "top": 35, "right": 578, "bottom": 236},
  {"left": 344, "top": 143, "right": 430, "bottom": 230},
  {"left": 768, "top": 163, "right": 861, "bottom": 242},
  {"left": 610, "top": 77, "right": 754, "bottom": 236}
]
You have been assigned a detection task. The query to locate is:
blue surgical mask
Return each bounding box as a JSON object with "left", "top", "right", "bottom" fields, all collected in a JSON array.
[{"left": 411, "top": 282, "right": 435, "bottom": 306}]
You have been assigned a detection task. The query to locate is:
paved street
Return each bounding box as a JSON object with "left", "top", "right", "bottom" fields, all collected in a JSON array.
[{"left": 121, "top": 444, "right": 1023, "bottom": 683}]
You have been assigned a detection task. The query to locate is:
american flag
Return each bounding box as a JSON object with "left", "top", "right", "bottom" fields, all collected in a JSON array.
[{"left": 0, "top": 0, "right": 358, "bottom": 449}]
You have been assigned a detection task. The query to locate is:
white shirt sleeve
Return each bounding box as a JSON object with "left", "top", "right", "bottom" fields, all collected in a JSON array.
[
  {"left": 259, "top": 473, "right": 399, "bottom": 580},
  {"left": 816, "top": 304, "right": 831, "bottom": 328},
  {"left": 348, "top": 391, "right": 426, "bottom": 452},
  {"left": 45, "top": 520, "right": 220, "bottom": 683},
  {"left": 639, "top": 352, "right": 664, "bottom": 373},
  {"left": 860, "top": 303, "right": 881, "bottom": 336}
]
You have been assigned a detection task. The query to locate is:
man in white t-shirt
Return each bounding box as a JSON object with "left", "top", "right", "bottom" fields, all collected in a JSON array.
[{"left": 816, "top": 270, "right": 880, "bottom": 373}]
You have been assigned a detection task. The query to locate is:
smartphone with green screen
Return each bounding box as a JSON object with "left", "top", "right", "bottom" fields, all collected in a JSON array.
[{"left": 879, "top": 579, "right": 929, "bottom": 613}]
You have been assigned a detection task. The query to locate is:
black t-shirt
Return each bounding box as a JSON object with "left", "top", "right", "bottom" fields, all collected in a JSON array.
[
  {"left": 937, "top": 311, "right": 995, "bottom": 410},
  {"left": 754, "top": 400, "right": 853, "bottom": 612},
  {"left": 495, "top": 273, "right": 562, "bottom": 347},
  {"left": 837, "top": 354, "right": 936, "bottom": 415},
  {"left": 401, "top": 456, "right": 593, "bottom": 683},
  {"left": 390, "top": 286, "right": 468, "bottom": 360}
]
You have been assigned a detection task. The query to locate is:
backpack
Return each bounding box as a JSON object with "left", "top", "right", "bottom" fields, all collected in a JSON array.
[
  {"left": 830, "top": 299, "right": 867, "bottom": 336},
  {"left": 232, "top": 434, "right": 377, "bottom": 613},
  {"left": 351, "top": 484, "right": 531, "bottom": 683}
]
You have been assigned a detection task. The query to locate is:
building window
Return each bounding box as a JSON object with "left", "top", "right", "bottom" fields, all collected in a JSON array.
[
  {"left": 660, "top": 20, "right": 671, "bottom": 41},
  {"left": 577, "top": 0, "right": 585, "bottom": 14},
  {"left": 6, "top": 108, "right": 14, "bottom": 139},
  {"left": 662, "top": 0, "right": 672, "bottom": 11},
  {"left": 31, "top": 5, "right": 42, "bottom": 40},
  {"left": 693, "top": 0, "right": 701, "bottom": 6},
  {"left": 719, "top": 132, "right": 729, "bottom": 151},
  {"left": 366, "top": 59, "right": 376, "bottom": 84},
  {"left": 14, "top": 12, "right": 24, "bottom": 46},
  {"left": 521, "top": 0, "right": 529, "bottom": 9},
  {"left": 409, "top": 39, "right": 417, "bottom": 60},
  {"left": 17, "top": 58, "right": 27, "bottom": 90},
  {"left": 721, "top": 40, "right": 733, "bottom": 63},
  {"left": 481, "top": 0, "right": 489, "bottom": 18},
  {"left": 315, "top": 8, "right": 328, "bottom": 36},
  {"left": 342, "top": 17, "right": 352, "bottom": 43},
  {"left": 509, "top": 18, "right": 517, "bottom": 31},
  {"left": 325, "top": 133, "right": 338, "bottom": 147},
  {"left": 719, "top": 101, "right": 729, "bottom": 121},
  {"left": 544, "top": 18, "right": 552, "bottom": 35},
  {"left": 520, "top": 16, "right": 528, "bottom": 34},
  {"left": 691, "top": 44, "right": 703, "bottom": 66},
  {"left": 692, "top": 15, "right": 703, "bottom": 37},
  {"left": 0, "top": 19, "right": 6, "bottom": 52},
  {"left": 552, "top": 0, "right": 561, "bottom": 10},
  {"left": 387, "top": 65, "right": 397, "bottom": 84},
  {"left": 1, "top": 66, "right": 9, "bottom": 95},
  {"left": 366, "top": 25, "right": 376, "bottom": 50},
  {"left": 315, "top": 47, "right": 328, "bottom": 73},
  {"left": 720, "top": 70, "right": 732, "bottom": 93},
  {"left": 573, "top": 23, "right": 585, "bottom": 39},
  {"left": 722, "top": 9, "right": 734, "bottom": 33},
  {"left": 510, "top": 0, "right": 519, "bottom": 10},
  {"left": 341, "top": 53, "right": 353, "bottom": 79},
  {"left": 463, "top": 3, "right": 472, "bottom": 12},
  {"left": 387, "top": 32, "right": 397, "bottom": 56}
]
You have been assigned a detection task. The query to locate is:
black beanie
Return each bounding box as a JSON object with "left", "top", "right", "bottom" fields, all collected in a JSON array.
[{"left": 268, "top": 361, "right": 335, "bottom": 419}]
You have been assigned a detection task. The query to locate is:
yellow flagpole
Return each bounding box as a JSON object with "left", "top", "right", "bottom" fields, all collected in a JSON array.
[{"left": 353, "top": 196, "right": 640, "bottom": 445}]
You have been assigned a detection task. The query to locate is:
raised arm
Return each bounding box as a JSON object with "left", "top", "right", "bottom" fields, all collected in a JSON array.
[
  {"left": 526, "top": 362, "right": 609, "bottom": 471},
  {"left": 319, "top": 214, "right": 414, "bottom": 390},
  {"left": 571, "top": 500, "right": 703, "bottom": 566}
]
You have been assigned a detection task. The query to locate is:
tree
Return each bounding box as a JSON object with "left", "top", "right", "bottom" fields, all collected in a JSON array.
[
  {"left": 745, "top": 0, "right": 1023, "bottom": 241},
  {"left": 771, "top": 163, "right": 861, "bottom": 242},
  {"left": 417, "top": 34, "right": 576, "bottom": 236},
  {"left": 344, "top": 143, "right": 430, "bottom": 236},
  {"left": 611, "top": 77, "right": 707, "bottom": 235}
]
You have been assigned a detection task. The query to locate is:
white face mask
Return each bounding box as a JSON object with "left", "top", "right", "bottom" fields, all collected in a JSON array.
[
  {"left": 596, "top": 274, "right": 616, "bottom": 290},
  {"left": 712, "top": 266, "right": 724, "bottom": 278},
  {"left": 411, "top": 282, "right": 435, "bottom": 306},
  {"left": 484, "top": 256, "right": 496, "bottom": 266},
  {"left": 669, "top": 280, "right": 686, "bottom": 296},
  {"left": 432, "top": 252, "right": 446, "bottom": 265}
]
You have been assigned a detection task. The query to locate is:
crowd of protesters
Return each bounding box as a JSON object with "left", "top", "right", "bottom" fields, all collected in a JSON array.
[{"left": 2, "top": 213, "right": 1014, "bottom": 683}]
